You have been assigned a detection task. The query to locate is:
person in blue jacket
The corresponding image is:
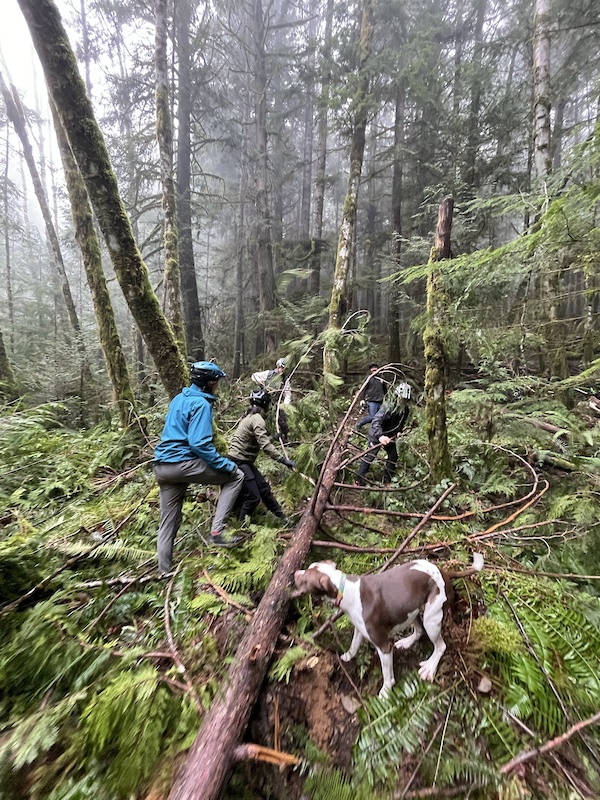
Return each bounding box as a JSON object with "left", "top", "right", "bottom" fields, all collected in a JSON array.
[{"left": 153, "top": 361, "right": 245, "bottom": 573}]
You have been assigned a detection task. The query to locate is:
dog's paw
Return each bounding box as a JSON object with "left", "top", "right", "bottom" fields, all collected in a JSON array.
[
  {"left": 418, "top": 660, "right": 437, "bottom": 682},
  {"left": 394, "top": 635, "right": 416, "bottom": 650},
  {"left": 340, "top": 652, "right": 353, "bottom": 662},
  {"left": 377, "top": 683, "right": 394, "bottom": 699}
]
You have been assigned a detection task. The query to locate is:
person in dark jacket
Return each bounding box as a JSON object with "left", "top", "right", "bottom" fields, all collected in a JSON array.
[
  {"left": 356, "top": 363, "right": 386, "bottom": 429},
  {"left": 153, "top": 361, "right": 246, "bottom": 572},
  {"left": 228, "top": 390, "right": 295, "bottom": 526},
  {"left": 355, "top": 382, "right": 411, "bottom": 486}
]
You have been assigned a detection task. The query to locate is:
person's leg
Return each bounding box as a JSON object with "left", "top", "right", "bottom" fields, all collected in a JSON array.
[
  {"left": 168, "top": 458, "right": 245, "bottom": 535},
  {"left": 236, "top": 463, "right": 262, "bottom": 521},
  {"left": 382, "top": 442, "right": 398, "bottom": 484},
  {"left": 355, "top": 445, "right": 378, "bottom": 485},
  {"left": 255, "top": 467, "right": 286, "bottom": 519},
  {"left": 154, "top": 463, "right": 190, "bottom": 573}
]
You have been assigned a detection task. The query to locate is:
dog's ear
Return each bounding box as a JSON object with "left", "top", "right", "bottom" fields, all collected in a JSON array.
[{"left": 318, "top": 573, "right": 337, "bottom": 598}]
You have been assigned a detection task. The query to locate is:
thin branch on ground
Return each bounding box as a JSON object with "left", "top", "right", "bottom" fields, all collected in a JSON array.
[
  {"left": 164, "top": 570, "right": 204, "bottom": 715},
  {"left": 501, "top": 712, "right": 600, "bottom": 774}
]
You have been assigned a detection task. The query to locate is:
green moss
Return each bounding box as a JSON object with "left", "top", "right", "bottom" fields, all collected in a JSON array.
[{"left": 471, "top": 616, "right": 524, "bottom": 656}]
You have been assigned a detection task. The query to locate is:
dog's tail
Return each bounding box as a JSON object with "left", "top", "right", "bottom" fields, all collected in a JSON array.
[{"left": 446, "top": 552, "right": 484, "bottom": 579}]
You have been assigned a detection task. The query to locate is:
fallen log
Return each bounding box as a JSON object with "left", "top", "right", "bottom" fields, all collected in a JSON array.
[{"left": 167, "top": 439, "right": 346, "bottom": 800}]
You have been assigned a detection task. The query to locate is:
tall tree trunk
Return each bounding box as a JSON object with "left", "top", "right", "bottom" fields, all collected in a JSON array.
[
  {"left": 156, "top": 0, "right": 186, "bottom": 355},
  {"left": 168, "top": 439, "right": 346, "bottom": 800},
  {"left": 388, "top": 82, "right": 405, "bottom": 362},
  {"left": 323, "top": 0, "right": 374, "bottom": 377},
  {"left": 0, "top": 71, "right": 89, "bottom": 375},
  {"left": 252, "top": 0, "right": 277, "bottom": 352},
  {"left": 3, "top": 123, "right": 14, "bottom": 352},
  {"left": 465, "top": 0, "right": 487, "bottom": 187},
  {"left": 17, "top": 0, "right": 188, "bottom": 398},
  {"left": 175, "top": 0, "right": 204, "bottom": 360},
  {"left": 311, "top": 0, "right": 334, "bottom": 296},
  {"left": 533, "top": 0, "right": 552, "bottom": 181},
  {"left": 233, "top": 154, "right": 248, "bottom": 380},
  {"left": 51, "top": 101, "right": 138, "bottom": 428},
  {"left": 424, "top": 198, "right": 453, "bottom": 483},
  {"left": 0, "top": 329, "right": 18, "bottom": 400},
  {"left": 79, "top": 0, "right": 92, "bottom": 98}
]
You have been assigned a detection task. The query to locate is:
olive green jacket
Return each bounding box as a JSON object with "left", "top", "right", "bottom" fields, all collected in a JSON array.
[{"left": 227, "top": 412, "right": 281, "bottom": 464}]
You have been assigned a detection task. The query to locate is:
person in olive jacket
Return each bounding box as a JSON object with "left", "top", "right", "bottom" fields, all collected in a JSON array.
[{"left": 228, "top": 390, "right": 295, "bottom": 526}]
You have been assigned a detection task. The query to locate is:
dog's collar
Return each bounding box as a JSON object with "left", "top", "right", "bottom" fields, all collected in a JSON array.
[{"left": 334, "top": 573, "right": 346, "bottom": 607}]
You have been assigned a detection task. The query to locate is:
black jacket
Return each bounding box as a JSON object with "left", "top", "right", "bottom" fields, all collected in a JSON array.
[
  {"left": 369, "top": 402, "right": 409, "bottom": 443},
  {"left": 363, "top": 375, "right": 385, "bottom": 403}
]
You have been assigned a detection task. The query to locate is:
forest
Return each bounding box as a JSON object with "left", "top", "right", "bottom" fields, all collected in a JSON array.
[{"left": 0, "top": 0, "right": 599, "bottom": 798}]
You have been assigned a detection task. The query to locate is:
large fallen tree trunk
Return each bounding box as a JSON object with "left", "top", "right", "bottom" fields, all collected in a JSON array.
[{"left": 168, "top": 438, "right": 347, "bottom": 800}]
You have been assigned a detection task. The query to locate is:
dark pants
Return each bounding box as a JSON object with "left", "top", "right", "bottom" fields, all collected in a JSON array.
[
  {"left": 356, "top": 440, "right": 398, "bottom": 485},
  {"left": 234, "top": 461, "right": 286, "bottom": 521},
  {"left": 356, "top": 401, "right": 382, "bottom": 429}
]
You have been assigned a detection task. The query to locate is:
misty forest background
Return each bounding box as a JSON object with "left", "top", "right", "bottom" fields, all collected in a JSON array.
[{"left": 1, "top": 0, "right": 600, "bottom": 799}]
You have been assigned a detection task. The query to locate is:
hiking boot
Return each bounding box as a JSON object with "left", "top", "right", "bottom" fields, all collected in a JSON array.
[{"left": 211, "top": 530, "right": 244, "bottom": 548}]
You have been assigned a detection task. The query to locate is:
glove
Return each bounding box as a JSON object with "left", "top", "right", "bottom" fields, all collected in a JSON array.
[{"left": 279, "top": 457, "right": 296, "bottom": 470}]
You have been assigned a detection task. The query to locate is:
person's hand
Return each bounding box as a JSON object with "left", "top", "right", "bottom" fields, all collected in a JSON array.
[
  {"left": 379, "top": 435, "right": 392, "bottom": 445},
  {"left": 280, "top": 457, "right": 296, "bottom": 469}
]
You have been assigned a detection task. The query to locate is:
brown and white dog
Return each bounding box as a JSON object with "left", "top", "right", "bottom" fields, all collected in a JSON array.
[{"left": 292, "top": 554, "right": 484, "bottom": 698}]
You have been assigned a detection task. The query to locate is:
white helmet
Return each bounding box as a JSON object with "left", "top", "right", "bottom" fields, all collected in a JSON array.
[
  {"left": 394, "top": 382, "right": 412, "bottom": 400},
  {"left": 276, "top": 358, "right": 286, "bottom": 368}
]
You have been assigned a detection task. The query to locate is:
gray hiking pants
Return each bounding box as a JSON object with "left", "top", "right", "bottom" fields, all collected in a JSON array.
[{"left": 154, "top": 459, "right": 245, "bottom": 573}]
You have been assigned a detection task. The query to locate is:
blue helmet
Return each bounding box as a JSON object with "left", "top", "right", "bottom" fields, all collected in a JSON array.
[{"left": 189, "top": 361, "right": 227, "bottom": 386}]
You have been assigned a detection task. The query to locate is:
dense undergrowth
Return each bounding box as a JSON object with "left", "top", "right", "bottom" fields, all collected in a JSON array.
[{"left": 0, "top": 374, "right": 599, "bottom": 800}]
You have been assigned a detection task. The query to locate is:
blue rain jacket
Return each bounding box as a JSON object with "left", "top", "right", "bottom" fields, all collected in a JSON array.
[{"left": 153, "top": 385, "right": 236, "bottom": 473}]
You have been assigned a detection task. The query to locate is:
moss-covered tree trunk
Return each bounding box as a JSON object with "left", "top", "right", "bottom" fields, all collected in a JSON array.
[
  {"left": 175, "top": 0, "right": 204, "bottom": 361},
  {"left": 0, "top": 329, "right": 18, "bottom": 400},
  {"left": 323, "top": 0, "right": 374, "bottom": 378},
  {"left": 424, "top": 198, "right": 453, "bottom": 483},
  {"left": 0, "top": 70, "right": 89, "bottom": 381},
  {"left": 51, "top": 102, "right": 138, "bottom": 428},
  {"left": 156, "top": 0, "right": 186, "bottom": 357},
  {"left": 17, "top": 0, "right": 188, "bottom": 399}
]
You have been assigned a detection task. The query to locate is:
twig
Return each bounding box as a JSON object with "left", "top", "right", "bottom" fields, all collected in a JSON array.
[
  {"left": 201, "top": 569, "right": 254, "bottom": 620},
  {"left": 86, "top": 568, "right": 154, "bottom": 631},
  {"left": 164, "top": 570, "right": 204, "bottom": 715},
  {"left": 233, "top": 743, "right": 300, "bottom": 767},
  {"left": 378, "top": 483, "right": 457, "bottom": 573},
  {"left": 500, "top": 712, "right": 600, "bottom": 774},
  {"left": 400, "top": 720, "right": 445, "bottom": 798}
]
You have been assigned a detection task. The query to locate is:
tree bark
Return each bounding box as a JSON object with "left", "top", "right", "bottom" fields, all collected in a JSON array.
[
  {"left": 156, "top": 0, "right": 186, "bottom": 356},
  {"left": 51, "top": 101, "right": 138, "bottom": 428},
  {"left": 388, "top": 82, "right": 405, "bottom": 362},
  {"left": 3, "top": 123, "right": 14, "bottom": 352},
  {"left": 533, "top": 0, "right": 552, "bottom": 181},
  {"left": 251, "top": 0, "right": 278, "bottom": 352},
  {"left": 168, "top": 440, "right": 347, "bottom": 800},
  {"left": 424, "top": 198, "right": 453, "bottom": 483},
  {"left": 17, "top": 0, "right": 188, "bottom": 399},
  {"left": 175, "top": 0, "right": 204, "bottom": 361},
  {"left": 311, "top": 0, "right": 334, "bottom": 296},
  {"left": 0, "top": 329, "right": 18, "bottom": 400},
  {"left": 323, "top": 0, "right": 374, "bottom": 377},
  {"left": 0, "top": 71, "right": 88, "bottom": 369}
]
